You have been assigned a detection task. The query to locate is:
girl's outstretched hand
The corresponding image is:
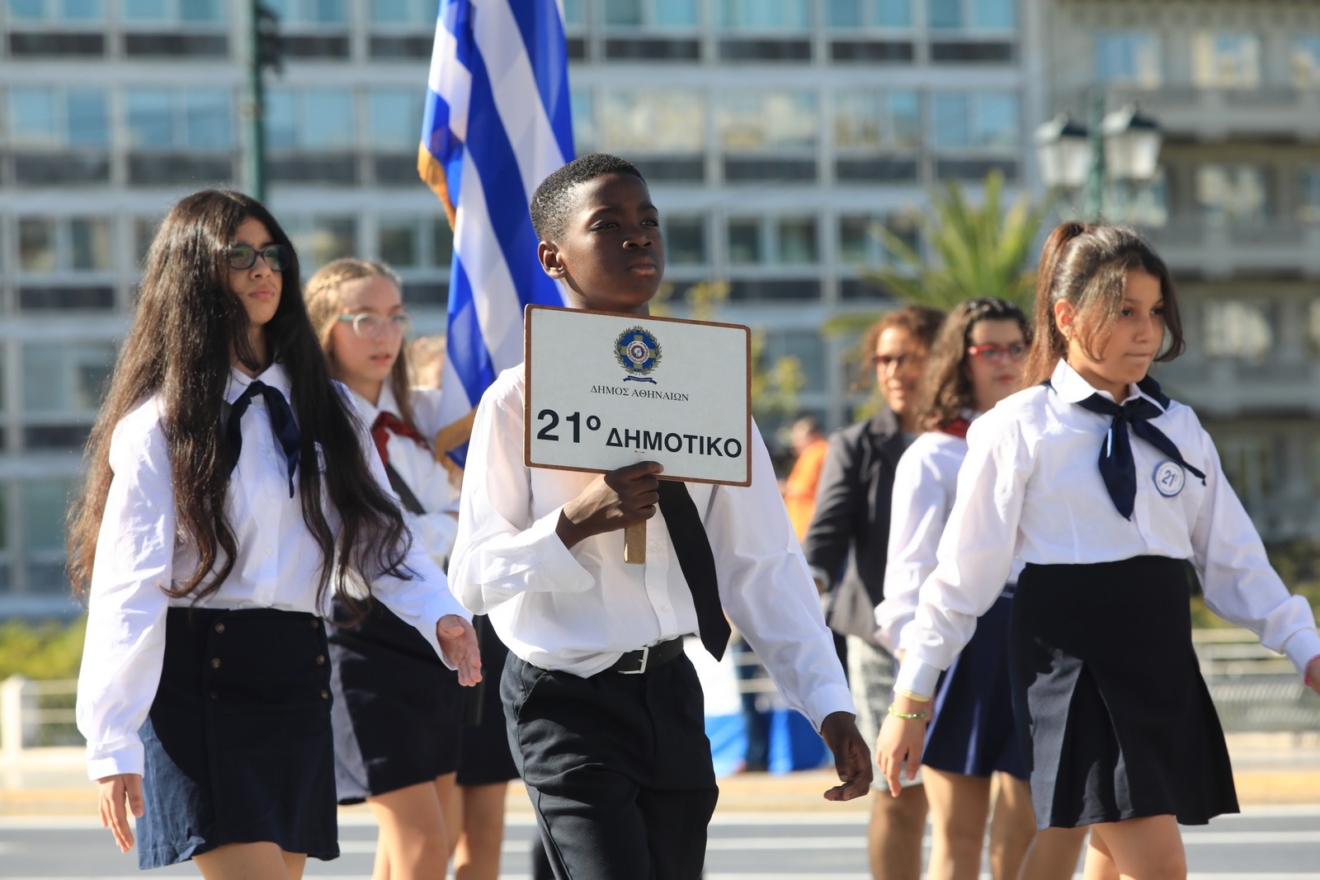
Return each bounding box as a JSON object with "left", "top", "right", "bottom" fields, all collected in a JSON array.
[
  {"left": 876, "top": 711, "right": 928, "bottom": 798},
  {"left": 437, "top": 614, "right": 483, "bottom": 686},
  {"left": 1305, "top": 655, "right": 1320, "bottom": 696},
  {"left": 97, "top": 773, "right": 143, "bottom": 853}
]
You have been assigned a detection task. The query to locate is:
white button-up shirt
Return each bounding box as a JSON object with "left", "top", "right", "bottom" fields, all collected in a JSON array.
[
  {"left": 875, "top": 417, "right": 1026, "bottom": 654},
  {"left": 894, "top": 359, "right": 1320, "bottom": 699},
  {"left": 76, "top": 363, "right": 469, "bottom": 780},
  {"left": 448, "top": 367, "right": 854, "bottom": 730},
  {"left": 350, "top": 384, "right": 460, "bottom": 567}
]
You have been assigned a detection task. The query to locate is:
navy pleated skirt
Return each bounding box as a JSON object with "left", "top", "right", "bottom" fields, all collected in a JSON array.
[
  {"left": 137, "top": 607, "right": 338, "bottom": 869},
  {"left": 1011, "top": 556, "right": 1238, "bottom": 830},
  {"left": 327, "top": 598, "right": 463, "bottom": 804},
  {"left": 923, "top": 591, "right": 1028, "bottom": 780}
]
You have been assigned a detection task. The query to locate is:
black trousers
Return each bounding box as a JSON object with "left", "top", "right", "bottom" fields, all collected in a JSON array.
[{"left": 502, "top": 652, "right": 720, "bottom": 880}]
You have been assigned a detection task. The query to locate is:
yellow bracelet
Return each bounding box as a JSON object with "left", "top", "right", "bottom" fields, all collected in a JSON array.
[{"left": 886, "top": 703, "right": 931, "bottom": 721}]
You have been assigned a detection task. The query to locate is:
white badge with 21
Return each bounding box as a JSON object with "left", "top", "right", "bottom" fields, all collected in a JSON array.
[{"left": 523, "top": 305, "right": 751, "bottom": 487}]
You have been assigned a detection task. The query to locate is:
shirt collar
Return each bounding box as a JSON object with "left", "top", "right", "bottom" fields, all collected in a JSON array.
[
  {"left": 350, "top": 383, "right": 399, "bottom": 424},
  {"left": 225, "top": 361, "right": 292, "bottom": 405},
  {"left": 1050, "top": 359, "right": 1165, "bottom": 412}
]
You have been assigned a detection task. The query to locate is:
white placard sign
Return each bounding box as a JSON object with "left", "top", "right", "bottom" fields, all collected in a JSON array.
[{"left": 524, "top": 305, "right": 752, "bottom": 486}]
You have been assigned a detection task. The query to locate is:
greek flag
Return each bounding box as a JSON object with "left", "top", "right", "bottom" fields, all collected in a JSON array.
[{"left": 419, "top": 0, "right": 574, "bottom": 468}]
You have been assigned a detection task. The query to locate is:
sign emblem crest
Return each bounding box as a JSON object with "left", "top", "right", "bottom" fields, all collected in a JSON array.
[{"left": 615, "top": 326, "right": 662, "bottom": 383}]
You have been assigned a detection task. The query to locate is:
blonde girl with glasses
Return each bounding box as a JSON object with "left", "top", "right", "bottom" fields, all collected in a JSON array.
[{"left": 305, "top": 259, "right": 519, "bottom": 880}]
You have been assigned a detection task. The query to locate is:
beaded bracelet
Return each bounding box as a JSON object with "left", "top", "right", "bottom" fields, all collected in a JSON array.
[{"left": 886, "top": 703, "right": 931, "bottom": 721}]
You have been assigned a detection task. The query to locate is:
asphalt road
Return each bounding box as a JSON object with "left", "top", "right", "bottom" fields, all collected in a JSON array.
[{"left": 2, "top": 806, "right": 1319, "bottom": 878}]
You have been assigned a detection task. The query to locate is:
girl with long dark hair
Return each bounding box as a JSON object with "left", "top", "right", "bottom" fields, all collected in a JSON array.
[
  {"left": 70, "top": 190, "right": 480, "bottom": 877},
  {"left": 877, "top": 223, "right": 1320, "bottom": 879}
]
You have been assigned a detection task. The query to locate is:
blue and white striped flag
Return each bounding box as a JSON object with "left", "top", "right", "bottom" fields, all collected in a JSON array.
[{"left": 419, "top": 0, "right": 574, "bottom": 468}]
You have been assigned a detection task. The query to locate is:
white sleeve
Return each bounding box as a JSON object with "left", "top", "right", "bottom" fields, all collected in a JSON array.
[
  {"left": 894, "top": 415, "right": 1030, "bottom": 699},
  {"left": 407, "top": 508, "right": 460, "bottom": 570},
  {"left": 1191, "top": 428, "right": 1320, "bottom": 675},
  {"left": 708, "top": 425, "right": 855, "bottom": 730},
  {"left": 75, "top": 412, "right": 174, "bottom": 781},
  {"left": 876, "top": 441, "right": 952, "bottom": 654},
  {"left": 447, "top": 384, "right": 595, "bottom": 616}
]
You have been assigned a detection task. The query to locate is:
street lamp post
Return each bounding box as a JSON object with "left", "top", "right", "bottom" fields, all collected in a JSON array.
[{"left": 1035, "top": 96, "right": 1163, "bottom": 222}]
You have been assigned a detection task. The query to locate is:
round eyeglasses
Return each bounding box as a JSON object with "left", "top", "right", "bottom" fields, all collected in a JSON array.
[
  {"left": 966, "top": 342, "right": 1029, "bottom": 364},
  {"left": 227, "top": 244, "right": 290, "bottom": 272},
  {"left": 337, "top": 313, "right": 411, "bottom": 339}
]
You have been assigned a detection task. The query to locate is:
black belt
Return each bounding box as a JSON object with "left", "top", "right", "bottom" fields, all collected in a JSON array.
[{"left": 605, "top": 637, "right": 686, "bottom": 675}]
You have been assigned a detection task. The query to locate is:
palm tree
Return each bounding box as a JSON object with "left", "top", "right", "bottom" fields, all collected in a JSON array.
[{"left": 866, "top": 169, "right": 1050, "bottom": 312}]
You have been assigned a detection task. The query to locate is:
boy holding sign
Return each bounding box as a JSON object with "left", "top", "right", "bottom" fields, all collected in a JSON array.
[{"left": 448, "top": 154, "right": 870, "bottom": 880}]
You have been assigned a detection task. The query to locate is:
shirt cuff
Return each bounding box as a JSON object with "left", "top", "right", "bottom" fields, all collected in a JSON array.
[
  {"left": 800, "top": 683, "right": 856, "bottom": 733},
  {"left": 1282, "top": 628, "right": 1320, "bottom": 678},
  {"left": 893, "top": 656, "right": 941, "bottom": 701},
  {"left": 86, "top": 738, "right": 144, "bottom": 781},
  {"left": 478, "top": 506, "right": 596, "bottom": 595}
]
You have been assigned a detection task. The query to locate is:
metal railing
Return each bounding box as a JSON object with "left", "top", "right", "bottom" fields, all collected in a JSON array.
[{"left": 2, "top": 629, "right": 1316, "bottom": 754}]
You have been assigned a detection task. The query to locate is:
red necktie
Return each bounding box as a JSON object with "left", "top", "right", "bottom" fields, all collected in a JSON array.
[
  {"left": 371, "top": 411, "right": 429, "bottom": 467},
  {"left": 940, "top": 417, "right": 971, "bottom": 439}
]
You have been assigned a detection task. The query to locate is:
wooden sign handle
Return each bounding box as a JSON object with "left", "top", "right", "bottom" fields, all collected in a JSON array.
[{"left": 624, "top": 522, "right": 646, "bottom": 565}]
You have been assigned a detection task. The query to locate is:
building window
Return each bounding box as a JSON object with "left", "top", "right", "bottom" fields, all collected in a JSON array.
[
  {"left": 563, "top": 0, "right": 585, "bottom": 26},
  {"left": 1203, "top": 300, "right": 1272, "bottom": 363},
  {"left": 263, "top": 0, "right": 347, "bottom": 25},
  {"left": 367, "top": 88, "right": 425, "bottom": 152},
  {"left": 1196, "top": 164, "right": 1269, "bottom": 226},
  {"left": 727, "top": 218, "right": 763, "bottom": 265},
  {"left": 720, "top": 90, "right": 818, "bottom": 152},
  {"left": 1192, "top": 32, "right": 1260, "bottom": 89},
  {"left": 367, "top": 0, "right": 433, "bottom": 24},
  {"left": 762, "top": 330, "right": 826, "bottom": 393},
  {"left": 827, "top": 0, "right": 912, "bottom": 28},
  {"left": 23, "top": 479, "right": 75, "bottom": 555},
  {"left": 266, "top": 88, "right": 355, "bottom": 150},
  {"left": 285, "top": 215, "right": 357, "bottom": 272},
  {"left": 1298, "top": 170, "right": 1320, "bottom": 225},
  {"left": 931, "top": 92, "right": 1018, "bottom": 149},
  {"left": 838, "top": 213, "right": 920, "bottom": 265},
  {"left": 928, "top": 0, "right": 1014, "bottom": 30},
  {"left": 604, "top": 0, "right": 698, "bottom": 27},
  {"left": 1095, "top": 31, "right": 1162, "bottom": 87},
  {"left": 134, "top": 217, "right": 162, "bottom": 267},
  {"left": 17, "top": 217, "right": 113, "bottom": 273},
  {"left": 777, "top": 218, "right": 817, "bottom": 264},
  {"left": 121, "top": 0, "right": 224, "bottom": 23},
  {"left": 599, "top": 90, "right": 705, "bottom": 154},
  {"left": 1295, "top": 36, "right": 1320, "bottom": 88},
  {"left": 571, "top": 88, "right": 596, "bottom": 154},
  {"left": 664, "top": 216, "right": 707, "bottom": 266},
  {"left": 1219, "top": 436, "right": 1274, "bottom": 506},
  {"left": 7, "top": 0, "right": 104, "bottom": 21},
  {"left": 834, "top": 90, "right": 920, "bottom": 151},
  {"left": 377, "top": 216, "right": 453, "bottom": 269},
  {"left": 8, "top": 87, "right": 109, "bottom": 149},
  {"left": 126, "top": 88, "right": 233, "bottom": 149},
  {"left": 22, "top": 342, "right": 115, "bottom": 414},
  {"left": 717, "top": 0, "right": 809, "bottom": 30}
]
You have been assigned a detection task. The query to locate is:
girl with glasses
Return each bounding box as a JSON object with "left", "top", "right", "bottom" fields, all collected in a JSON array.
[
  {"left": 70, "top": 190, "right": 480, "bottom": 877},
  {"left": 878, "top": 223, "right": 1320, "bottom": 880},
  {"left": 304, "top": 259, "right": 519, "bottom": 880}
]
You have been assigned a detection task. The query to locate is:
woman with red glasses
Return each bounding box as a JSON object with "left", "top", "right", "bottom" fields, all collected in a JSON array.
[{"left": 876, "top": 298, "right": 1085, "bottom": 880}]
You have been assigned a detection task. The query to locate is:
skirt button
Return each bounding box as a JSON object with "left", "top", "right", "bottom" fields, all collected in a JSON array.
[
  {"left": 309, "top": 619, "right": 318, "bottom": 629},
  {"left": 209, "top": 690, "right": 218, "bottom": 700},
  {"left": 211, "top": 658, "right": 222, "bottom": 669},
  {"left": 320, "top": 689, "right": 330, "bottom": 700},
  {"left": 214, "top": 622, "right": 225, "bottom": 634},
  {"left": 316, "top": 654, "right": 326, "bottom": 666}
]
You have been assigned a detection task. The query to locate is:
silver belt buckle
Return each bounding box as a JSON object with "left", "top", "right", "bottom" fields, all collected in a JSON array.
[{"left": 620, "top": 645, "right": 650, "bottom": 675}]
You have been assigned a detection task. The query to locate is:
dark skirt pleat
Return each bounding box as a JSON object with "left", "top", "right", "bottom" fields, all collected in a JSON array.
[
  {"left": 456, "top": 616, "right": 520, "bottom": 786},
  {"left": 327, "top": 598, "right": 463, "bottom": 804},
  {"left": 1011, "top": 556, "right": 1238, "bottom": 830},
  {"left": 923, "top": 592, "right": 1028, "bottom": 780},
  {"left": 138, "top": 607, "right": 338, "bottom": 869}
]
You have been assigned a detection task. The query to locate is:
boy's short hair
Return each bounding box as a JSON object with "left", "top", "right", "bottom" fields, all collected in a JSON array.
[{"left": 530, "top": 153, "right": 646, "bottom": 243}]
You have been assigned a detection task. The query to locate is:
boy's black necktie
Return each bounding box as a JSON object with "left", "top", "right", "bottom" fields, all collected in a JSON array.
[
  {"left": 225, "top": 380, "right": 301, "bottom": 497},
  {"left": 1069, "top": 376, "right": 1205, "bottom": 520},
  {"left": 656, "top": 480, "right": 729, "bottom": 661}
]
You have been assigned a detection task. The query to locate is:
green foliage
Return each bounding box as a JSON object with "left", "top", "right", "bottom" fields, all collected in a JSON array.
[
  {"left": 0, "top": 616, "right": 86, "bottom": 681},
  {"left": 867, "top": 170, "right": 1050, "bottom": 312}
]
